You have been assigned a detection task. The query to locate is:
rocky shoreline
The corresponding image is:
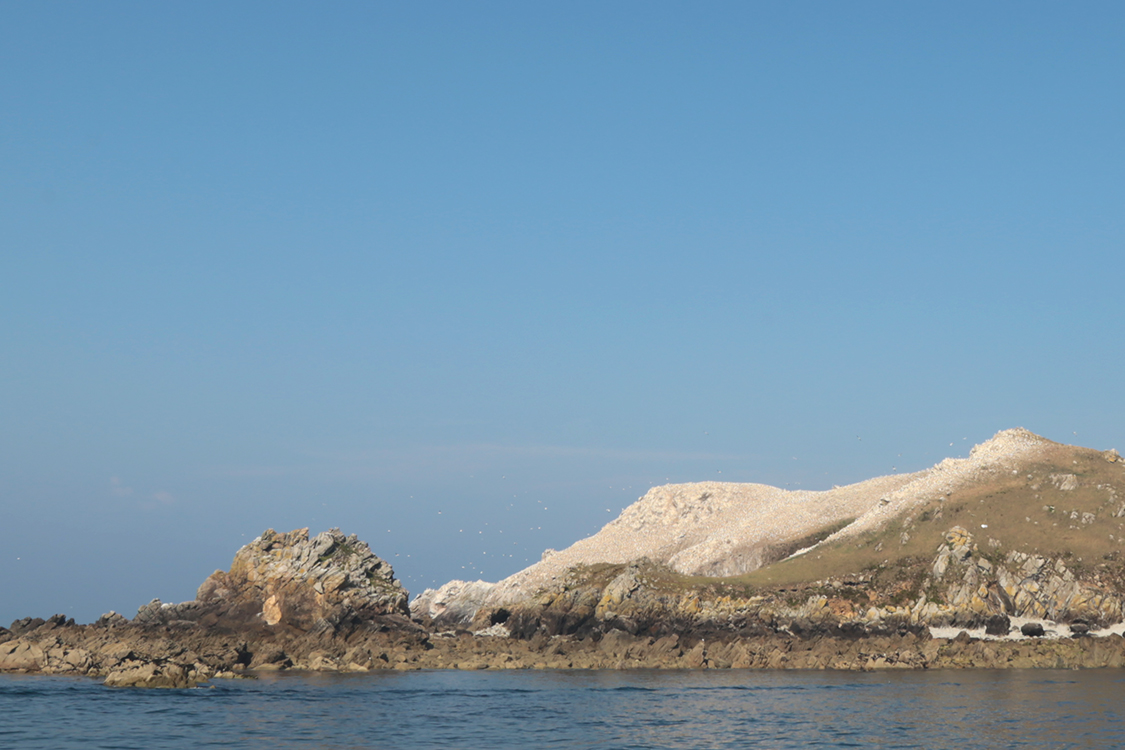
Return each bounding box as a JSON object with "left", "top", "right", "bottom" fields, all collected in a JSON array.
[
  {"left": 4, "top": 524, "right": 1125, "bottom": 687},
  {"left": 5, "top": 431, "right": 1124, "bottom": 687},
  {"left": 4, "top": 614, "right": 1125, "bottom": 688}
]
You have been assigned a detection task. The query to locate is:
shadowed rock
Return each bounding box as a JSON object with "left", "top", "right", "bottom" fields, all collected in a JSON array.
[{"left": 985, "top": 614, "right": 1011, "bottom": 636}]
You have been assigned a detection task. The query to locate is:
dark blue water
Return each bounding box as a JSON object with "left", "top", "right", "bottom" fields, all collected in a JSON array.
[{"left": 2, "top": 669, "right": 1123, "bottom": 749}]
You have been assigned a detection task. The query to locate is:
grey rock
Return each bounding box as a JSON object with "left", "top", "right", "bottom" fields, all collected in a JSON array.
[
  {"left": 9, "top": 618, "right": 45, "bottom": 636},
  {"left": 984, "top": 614, "right": 1010, "bottom": 636},
  {"left": 133, "top": 599, "right": 165, "bottom": 624},
  {"left": 194, "top": 527, "right": 410, "bottom": 632},
  {"left": 96, "top": 611, "right": 129, "bottom": 628},
  {"left": 411, "top": 580, "right": 497, "bottom": 629}
]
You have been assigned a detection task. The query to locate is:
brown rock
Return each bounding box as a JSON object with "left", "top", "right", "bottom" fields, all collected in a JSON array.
[
  {"left": 683, "top": 641, "right": 707, "bottom": 668},
  {"left": 8, "top": 618, "right": 45, "bottom": 636},
  {"left": 103, "top": 662, "right": 198, "bottom": 689},
  {"left": 597, "top": 629, "right": 636, "bottom": 658},
  {"left": 248, "top": 645, "right": 291, "bottom": 669},
  {"left": 0, "top": 640, "right": 45, "bottom": 672},
  {"left": 174, "top": 528, "right": 411, "bottom": 633}
]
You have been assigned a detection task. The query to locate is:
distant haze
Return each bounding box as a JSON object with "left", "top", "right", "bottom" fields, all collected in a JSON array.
[{"left": 1, "top": 2, "right": 1123, "bottom": 625}]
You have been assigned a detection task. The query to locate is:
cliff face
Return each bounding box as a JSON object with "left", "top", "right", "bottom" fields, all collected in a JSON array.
[{"left": 927, "top": 526, "right": 1124, "bottom": 627}]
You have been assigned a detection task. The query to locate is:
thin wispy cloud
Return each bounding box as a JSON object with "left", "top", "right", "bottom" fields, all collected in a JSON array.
[{"left": 152, "top": 490, "right": 175, "bottom": 506}]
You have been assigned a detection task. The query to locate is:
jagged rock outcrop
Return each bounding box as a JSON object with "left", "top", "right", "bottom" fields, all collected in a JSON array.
[
  {"left": 95, "top": 611, "right": 128, "bottom": 628},
  {"left": 0, "top": 615, "right": 252, "bottom": 686},
  {"left": 0, "top": 528, "right": 418, "bottom": 686},
  {"left": 193, "top": 527, "right": 412, "bottom": 632},
  {"left": 133, "top": 528, "right": 412, "bottom": 634},
  {"left": 925, "top": 526, "right": 1124, "bottom": 627}
]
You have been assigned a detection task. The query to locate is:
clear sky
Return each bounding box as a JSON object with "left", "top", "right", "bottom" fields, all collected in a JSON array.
[{"left": 2, "top": 2, "right": 1123, "bottom": 625}]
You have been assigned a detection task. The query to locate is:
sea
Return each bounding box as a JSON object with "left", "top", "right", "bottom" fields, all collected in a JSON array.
[{"left": 2, "top": 668, "right": 1123, "bottom": 749}]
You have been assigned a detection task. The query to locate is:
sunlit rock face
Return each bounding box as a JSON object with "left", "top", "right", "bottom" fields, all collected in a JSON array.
[
  {"left": 433, "top": 429, "right": 1125, "bottom": 634},
  {"left": 186, "top": 527, "right": 410, "bottom": 632},
  {"left": 411, "top": 579, "right": 497, "bottom": 629}
]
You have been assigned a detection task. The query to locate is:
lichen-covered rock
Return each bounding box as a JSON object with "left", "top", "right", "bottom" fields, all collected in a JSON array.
[
  {"left": 192, "top": 528, "right": 410, "bottom": 632},
  {"left": 928, "top": 526, "right": 1123, "bottom": 627}
]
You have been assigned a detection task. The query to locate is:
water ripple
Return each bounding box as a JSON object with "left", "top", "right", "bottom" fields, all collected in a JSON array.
[{"left": 2, "top": 670, "right": 1124, "bottom": 749}]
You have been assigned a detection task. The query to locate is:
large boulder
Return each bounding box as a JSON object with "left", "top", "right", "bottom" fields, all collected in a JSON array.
[{"left": 0, "top": 640, "right": 45, "bottom": 672}]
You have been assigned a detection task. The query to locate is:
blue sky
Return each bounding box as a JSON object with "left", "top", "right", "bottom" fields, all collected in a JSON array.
[{"left": 2, "top": 2, "right": 1123, "bottom": 624}]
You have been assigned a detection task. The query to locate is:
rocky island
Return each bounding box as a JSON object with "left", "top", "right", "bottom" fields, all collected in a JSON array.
[{"left": 4, "top": 429, "right": 1125, "bottom": 686}]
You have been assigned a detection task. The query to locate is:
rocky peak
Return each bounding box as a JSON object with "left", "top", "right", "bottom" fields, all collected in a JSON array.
[{"left": 189, "top": 527, "right": 410, "bottom": 632}]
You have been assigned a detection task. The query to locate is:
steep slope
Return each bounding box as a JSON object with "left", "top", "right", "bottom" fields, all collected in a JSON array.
[
  {"left": 415, "top": 429, "right": 1124, "bottom": 629},
  {"left": 744, "top": 433, "right": 1125, "bottom": 591}
]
